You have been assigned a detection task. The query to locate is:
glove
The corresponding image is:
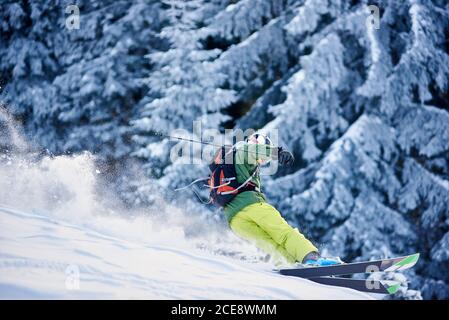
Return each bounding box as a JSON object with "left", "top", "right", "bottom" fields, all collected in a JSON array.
[{"left": 277, "top": 147, "right": 295, "bottom": 166}]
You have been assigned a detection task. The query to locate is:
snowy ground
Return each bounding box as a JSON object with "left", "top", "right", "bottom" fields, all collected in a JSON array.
[
  {"left": 0, "top": 205, "right": 371, "bottom": 299},
  {"left": 0, "top": 152, "right": 372, "bottom": 299}
]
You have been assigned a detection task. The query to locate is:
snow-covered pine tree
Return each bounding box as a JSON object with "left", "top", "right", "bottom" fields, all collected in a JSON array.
[
  {"left": 0, "top": 0, "right": 162, "bottom": 163},
  {"left": 209, "top": 0, "right": 301, "bottom": 127},
  {"left": 260, "top": 0, "right": 449, "bottom": 299},
  {"left": 129, "top": 0, "right": 300, "bottom": 207},
  {"left": 129, "top": 0, "right": 237, "bottom": 208}
]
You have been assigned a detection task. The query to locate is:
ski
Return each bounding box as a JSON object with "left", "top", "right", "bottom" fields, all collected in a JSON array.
[
  {"left": 279, "top": 253, "right": 419, "bottom": 278},
  {"left": 308, "top": 277, "right": 401, "bottom": 294}
]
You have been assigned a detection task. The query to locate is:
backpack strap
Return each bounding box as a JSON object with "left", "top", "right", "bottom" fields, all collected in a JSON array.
[
  {"left": 174, "top": 178, "right": 212, "bottom": 204},
  {"left": 174, "top": 177, "right": 209, "bottom": 191},
  {"left": 219, "top": 167, "right": 259, "bottom": 195}
]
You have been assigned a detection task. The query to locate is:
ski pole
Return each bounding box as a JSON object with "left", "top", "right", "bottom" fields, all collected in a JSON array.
[
  {"left": 148, "top": 130, "right": 230, "bottom": 149},
  {"left": 148, "top": 130, "right": 278, "bottom": 154}
]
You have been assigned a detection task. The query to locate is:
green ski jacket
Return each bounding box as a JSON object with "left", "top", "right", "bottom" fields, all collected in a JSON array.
[{"left": 223, "top": 142, "right": 274, "bottom": 223}]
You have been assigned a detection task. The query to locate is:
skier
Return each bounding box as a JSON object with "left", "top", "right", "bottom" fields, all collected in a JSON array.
[
  {"left": 213, "top": 132, "right": 341, "bottom": 267},
  {"left": 173, "top": 131, "right": 419, "bottom": 292}
]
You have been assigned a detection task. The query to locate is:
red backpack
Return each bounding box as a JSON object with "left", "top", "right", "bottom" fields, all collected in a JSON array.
[{"left": 208, "top": 146, "right": 259, "bottom": 207}]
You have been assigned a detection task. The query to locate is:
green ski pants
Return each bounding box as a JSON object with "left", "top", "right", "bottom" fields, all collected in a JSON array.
[{"left": 229, "top": 202, "right": 317, "bottom": 264}]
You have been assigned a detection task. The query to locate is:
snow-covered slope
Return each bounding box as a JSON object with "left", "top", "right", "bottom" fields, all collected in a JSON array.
[
  {"left": 0, "top": 205, "right": 371, "bottom": 299},
  {"left": 0, "top": 151, "right": 371, "bottom": 299}
]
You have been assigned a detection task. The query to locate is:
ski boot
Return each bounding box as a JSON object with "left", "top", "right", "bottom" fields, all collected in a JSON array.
[{"left": 302, "top": 251, "right": 343, "bottom": 267}]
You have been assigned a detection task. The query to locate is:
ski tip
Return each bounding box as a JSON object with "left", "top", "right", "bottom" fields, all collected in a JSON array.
[
  {"left": 384, "top": 282, "right": 401, "bottom": 295},
  {"left": 385, "top": 253, "right": 420, "bottom": 272},
  {"left": 397, "top": 253, "right": 420, "bottom": 270},
  {"left": 409, "top": 252, "right": 420, "bottom": 259}
]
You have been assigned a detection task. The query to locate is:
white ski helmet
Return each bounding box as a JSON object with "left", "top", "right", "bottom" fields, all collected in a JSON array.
[{"left": 246, "top": 132, "right": 273, "bottom": 147}]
